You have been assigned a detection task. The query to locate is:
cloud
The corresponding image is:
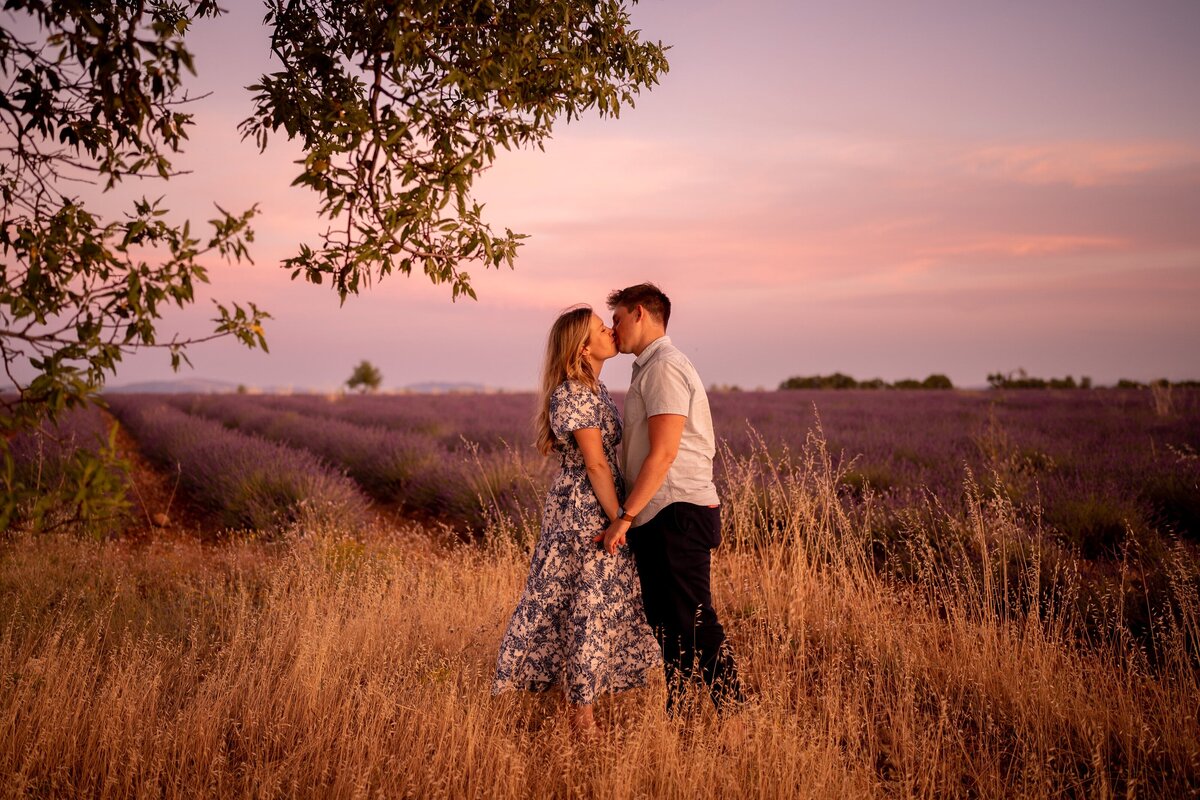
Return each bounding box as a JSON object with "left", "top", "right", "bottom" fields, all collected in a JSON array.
[
  {"left": 954, "top": 141, "right": 1200, "bottom": 187},
  {"left": 918, "top": 234, "right": 1129, "bottom": 258}
]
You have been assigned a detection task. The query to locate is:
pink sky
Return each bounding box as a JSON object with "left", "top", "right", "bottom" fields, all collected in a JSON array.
[{"left": 34, "top": 1, "right": 1200, "bottom": 390}]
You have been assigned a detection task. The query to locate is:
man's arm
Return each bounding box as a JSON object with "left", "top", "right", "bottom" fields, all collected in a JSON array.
[{"left": 595, "top": 413, "right": 684, "bottom": 554}]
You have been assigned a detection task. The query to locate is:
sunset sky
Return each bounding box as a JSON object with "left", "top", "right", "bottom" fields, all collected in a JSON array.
[{"left": 43, "top": 1, "right": 1200, "bottom": 391}]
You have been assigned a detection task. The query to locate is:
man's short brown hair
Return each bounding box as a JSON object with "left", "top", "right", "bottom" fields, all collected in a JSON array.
[{"left": 606, "top": 283, "right": 671, "bottom": 329}]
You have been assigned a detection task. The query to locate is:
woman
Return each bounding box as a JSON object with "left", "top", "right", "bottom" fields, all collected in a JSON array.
[{"left": 492, "top": 305, "right": 661, "bottom": 733}]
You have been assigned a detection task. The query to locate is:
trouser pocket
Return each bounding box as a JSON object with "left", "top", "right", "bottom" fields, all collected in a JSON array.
[{"left": 669, "top": 502, "right": 721, "bottom": 550}]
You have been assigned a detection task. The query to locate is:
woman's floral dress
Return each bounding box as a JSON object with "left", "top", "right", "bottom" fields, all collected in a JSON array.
[{"left": 493, "top": 380, "right": 661, "bottom": 705}]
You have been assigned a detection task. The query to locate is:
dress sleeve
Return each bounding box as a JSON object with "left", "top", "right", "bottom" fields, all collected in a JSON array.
[{"left": 549, "top": 381, "right": 602, "bottom": 443}]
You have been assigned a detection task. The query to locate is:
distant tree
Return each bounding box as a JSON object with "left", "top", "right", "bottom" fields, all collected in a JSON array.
[
  {"left": 987, "top": 369, "right": 1098, "bottom": 390},
  {"left": 1, "top": 0, "right": 667, "bottom": 530},
  {"left": 1116, "top": 379, "right": 1146, "bottom": 389},
  {"left": 989, "top": 371, "right": 1096, "bottom": 390},
  {"left": 346, "top": 361, "right": 383, "bottom": 394},
  {"left": 780, "top": 373, "right": 858, "bottom": 390},
  {"left": 782, "top": 373, "right": 953, "bottom": 390}
]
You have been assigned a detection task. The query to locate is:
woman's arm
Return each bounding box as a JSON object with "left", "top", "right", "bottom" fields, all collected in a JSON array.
[
  {"left": 573, "top": 427, "right": 621, "bottom": 523},
  {"left": 595, "top": 413, "right": 683, "bottom": 555}
]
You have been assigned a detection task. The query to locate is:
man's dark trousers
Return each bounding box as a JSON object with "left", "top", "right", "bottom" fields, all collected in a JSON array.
[{"left": 628, "top": 502, "right": 744, "bottom": 714}]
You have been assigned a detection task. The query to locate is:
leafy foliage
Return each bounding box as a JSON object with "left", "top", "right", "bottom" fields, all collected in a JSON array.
[
  {"left": 241, "top": 0, "right": 668, "bottom": 302},
  {"left": 1, "top": 0, "right": 268, "bottom": 528},
  {"left": 3, "top": 404, "right": 129, "bottom": 535}
]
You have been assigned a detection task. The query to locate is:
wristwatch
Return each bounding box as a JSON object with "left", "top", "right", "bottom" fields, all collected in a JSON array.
[{"left": 617, "top": 506, "right": 636, "bottom": 523}]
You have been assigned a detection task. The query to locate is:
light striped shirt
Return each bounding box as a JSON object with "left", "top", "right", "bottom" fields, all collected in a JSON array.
[{"left": 622, "top": 336, "right": 720, "bottom": 527}]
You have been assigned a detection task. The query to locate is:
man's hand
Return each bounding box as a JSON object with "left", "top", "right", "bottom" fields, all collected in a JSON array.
[{"left": 594, "top": 518, "right": 632, "bottom": 555}]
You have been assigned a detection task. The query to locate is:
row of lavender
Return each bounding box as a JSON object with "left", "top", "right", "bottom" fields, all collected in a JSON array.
[
  {"left": 104, "top": 397, "right": 371, "bottom": 532},
  {"left": 105, "top": 393, "right": 547, "bottom": 534}
]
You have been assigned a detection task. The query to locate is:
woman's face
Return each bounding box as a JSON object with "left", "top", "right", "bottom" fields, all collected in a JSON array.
[{"left": 584, "top": 313, "right": 618, "bottom": 361}]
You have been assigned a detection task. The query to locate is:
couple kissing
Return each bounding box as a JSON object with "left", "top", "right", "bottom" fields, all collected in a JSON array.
[{"left": 493, "top": 282, "right": 745, "bottom": 733}]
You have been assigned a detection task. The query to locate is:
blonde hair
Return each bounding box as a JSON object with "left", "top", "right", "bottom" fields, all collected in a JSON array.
[{"left": 534, "top": 305, "right": 599, "bottom": 456}]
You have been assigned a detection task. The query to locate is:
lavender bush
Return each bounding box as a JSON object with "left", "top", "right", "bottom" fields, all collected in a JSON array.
[
  {"left": 106, "top": 396, "right": 369, "bottom": 535},
  {"left": 8, "top": 403, "right": 114, "bottom": 476},
  {"left": 166, "top": 395, "right": 441, "bottom": 500},
  {"left": 5, "top": 402, "right": 128, "bottom": 534},
  {"left": 246, "top": 392, "right": 537, "bottom": 453}
]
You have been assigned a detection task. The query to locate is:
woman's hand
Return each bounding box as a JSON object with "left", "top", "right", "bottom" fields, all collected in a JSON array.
[{"left": 593, "top": 517, "right": 632, "bottom": 555}]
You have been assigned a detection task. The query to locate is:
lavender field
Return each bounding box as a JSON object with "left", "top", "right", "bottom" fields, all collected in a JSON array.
[
  {"left": 5, "top": 387, "right": 1198, "bottom": 796},
  {"left": 706, "top": 389, "right": 1200, "bottom": 556},
  {"left": 115, "top": 388, "right": 1196, "bottom": 549},
  {"left": 108, "top": 388, "right": 1199, "bottom": 644}
]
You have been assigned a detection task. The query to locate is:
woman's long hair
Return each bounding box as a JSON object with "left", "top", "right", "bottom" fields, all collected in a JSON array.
[{"left": 534, "top": 305, "right": 599, "bottom": 456}]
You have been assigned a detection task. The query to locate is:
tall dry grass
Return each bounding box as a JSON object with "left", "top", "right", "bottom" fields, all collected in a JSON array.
[{"left": 1, "top": 431, "right": 1198, "bottom": 798}]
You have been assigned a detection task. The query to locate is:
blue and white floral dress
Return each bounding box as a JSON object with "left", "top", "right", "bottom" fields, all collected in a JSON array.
[{"left": 493, "top": 380, "right": 661, "bottom": 705}]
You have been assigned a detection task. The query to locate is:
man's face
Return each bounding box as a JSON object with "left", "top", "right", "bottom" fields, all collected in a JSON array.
[{"left": 611, "top": 305, "right": 638, "bottom": 354}]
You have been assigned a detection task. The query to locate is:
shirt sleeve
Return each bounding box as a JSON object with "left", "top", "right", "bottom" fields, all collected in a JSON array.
[
  {"left": 640, "top": 360, "right": 692, "bottom": 417},
  {"left": 549, "top": 381, "right": 602, "bottom": 442}
]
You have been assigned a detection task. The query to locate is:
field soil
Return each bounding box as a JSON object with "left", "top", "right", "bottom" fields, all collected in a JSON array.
[{"left": 107, "top": 410, "right": 206, "bottom": 538}]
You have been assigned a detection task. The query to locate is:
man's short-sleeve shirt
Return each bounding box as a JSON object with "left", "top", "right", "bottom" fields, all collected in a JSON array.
[{"left": 622, "top": 336, "right": 720, "bottom": 526}]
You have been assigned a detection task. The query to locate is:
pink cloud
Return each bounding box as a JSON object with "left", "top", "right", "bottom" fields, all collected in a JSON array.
[
  {"left": 918, "top": 234, "right": 1129, "bottom": 258},
  {"left": 954, "top": 141, "right": 1200, "bottom": 186}
]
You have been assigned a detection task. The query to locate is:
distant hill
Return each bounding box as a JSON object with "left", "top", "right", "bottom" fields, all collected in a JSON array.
[
  {"left": 402, "top": 381, "right": 489, "bottom": 394},
  {"left": 1, "top": 377, "right": 507, "bottom": 396},
  {"left": 104, "top": 378, "right": 243, "bottom": 394},
  {"left": 97, "top": 378, "right": 496, "bottom": 394}
]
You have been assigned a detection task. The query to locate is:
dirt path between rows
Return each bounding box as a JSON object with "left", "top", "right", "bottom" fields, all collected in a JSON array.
[{"left": 105, "top": 409, "right": 212, "bottom": 539}]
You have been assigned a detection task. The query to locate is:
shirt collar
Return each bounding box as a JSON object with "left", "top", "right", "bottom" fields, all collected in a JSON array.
[{"left": 633, "top": 335, "right": 671, "bottom": 369}]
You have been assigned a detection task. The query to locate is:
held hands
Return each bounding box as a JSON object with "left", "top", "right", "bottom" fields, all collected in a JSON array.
[{"left": 593, "top": 517, "right": 632, "bottom": 555}]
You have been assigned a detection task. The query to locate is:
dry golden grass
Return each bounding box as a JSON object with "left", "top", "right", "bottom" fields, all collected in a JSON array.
[{"left": 2, "top": 437, "right": 1198, "bottom": 798}]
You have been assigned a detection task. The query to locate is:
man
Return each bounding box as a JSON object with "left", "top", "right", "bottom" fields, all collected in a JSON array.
[{"left": 595, "top": 283, "right": 744, "bottom": 715}]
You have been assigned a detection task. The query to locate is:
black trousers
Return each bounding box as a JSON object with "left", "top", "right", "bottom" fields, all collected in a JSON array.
[{"left": 628, "top": 502, "right": 744, "bottom": 714}]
